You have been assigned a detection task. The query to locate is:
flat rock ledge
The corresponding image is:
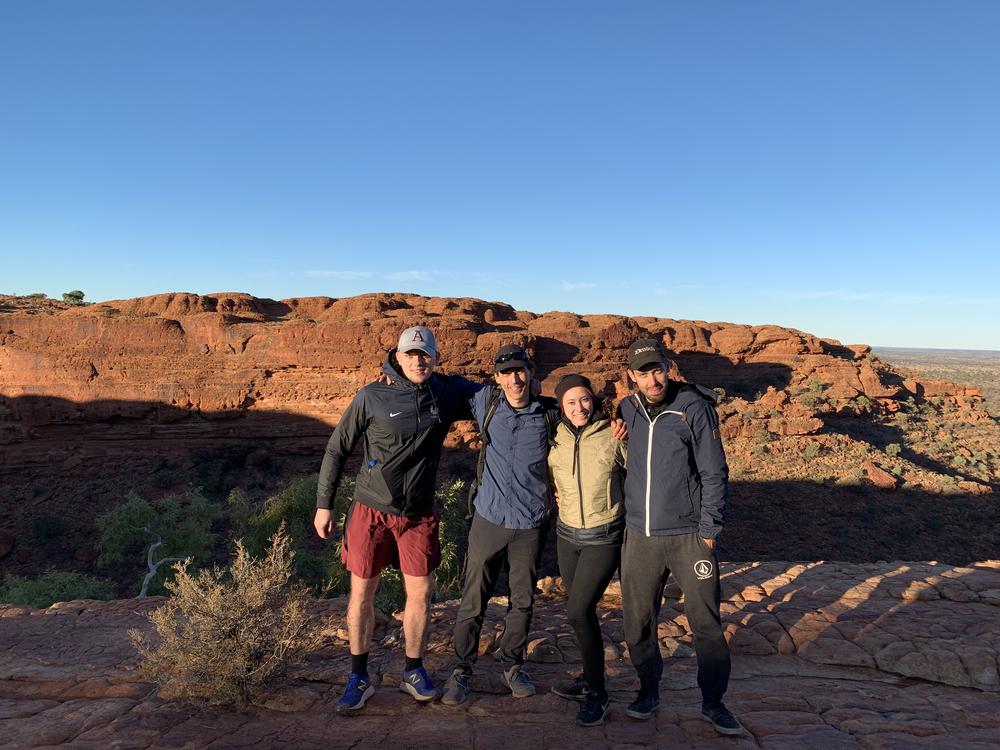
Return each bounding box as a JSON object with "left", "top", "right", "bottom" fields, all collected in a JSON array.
[{"left": 2, "top": 560, "right": 1000, "bottom": 749}]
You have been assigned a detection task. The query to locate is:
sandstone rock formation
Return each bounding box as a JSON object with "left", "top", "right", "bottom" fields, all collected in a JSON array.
[
  {"left": 2, "top": 560, "right": 999, "bottom": 748},
  {"left": 0, "top": 291, "right": 980, "bottom": 435}
]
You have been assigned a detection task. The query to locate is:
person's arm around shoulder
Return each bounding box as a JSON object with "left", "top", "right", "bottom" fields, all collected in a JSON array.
[
  {"left": 437, "top": 373, "right": 487, "bottom": 423},
  {"left": 314, "top": 391, "right": 370, "bottom": 539},
  {"left": 689, "top": 399, "right": 728, "bottom": 548}
]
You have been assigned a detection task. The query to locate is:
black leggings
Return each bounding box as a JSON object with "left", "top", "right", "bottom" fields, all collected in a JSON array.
[{"left": 557, "top": 536, "right": 621, "bottom": 693}]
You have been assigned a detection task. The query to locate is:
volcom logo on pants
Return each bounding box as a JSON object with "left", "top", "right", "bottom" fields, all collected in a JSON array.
[{"left": 694, "top": 559, "right": 713, "bottom": 580}]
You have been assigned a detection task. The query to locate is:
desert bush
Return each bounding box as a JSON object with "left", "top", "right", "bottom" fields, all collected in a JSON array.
[
  {"left": 0, "top": 571, "right": 113, "bottom": 609},
  {"left": 885, "top": 443, "right": 902, "bottom": 457},
  {"left": 130, "top": 524, "right": 322, "bottom": 706},
  {"left": 61, "top": 290, "right": 86, "bottom": 305},
  {"left": 97, "top": 489, "right": 220, "bottom": 597},
  {"left": 804, "top": 443, "right": 820, "bottom": 459}
]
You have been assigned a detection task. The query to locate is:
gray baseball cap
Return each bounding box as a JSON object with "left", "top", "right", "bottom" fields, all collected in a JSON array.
[{"left": 397, "top": 325, "right": 437, "bottom": 356}]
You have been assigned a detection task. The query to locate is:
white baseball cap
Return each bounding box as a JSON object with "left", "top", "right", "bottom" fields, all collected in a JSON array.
[{"left": 397, "top": 325, "right": 437, "bottom": 356}]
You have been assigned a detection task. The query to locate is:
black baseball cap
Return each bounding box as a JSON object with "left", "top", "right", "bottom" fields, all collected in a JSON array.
[
  {"left": 627, "top": 338, "right": 665, "bottom": 370},
  {"left": 494, "top": 343, "right": 533, "bottom": 372}
]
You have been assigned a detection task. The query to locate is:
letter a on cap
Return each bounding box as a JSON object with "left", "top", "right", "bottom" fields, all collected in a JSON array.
[{"left": 397, "top": 325, "right": 436, "bottom": 356}]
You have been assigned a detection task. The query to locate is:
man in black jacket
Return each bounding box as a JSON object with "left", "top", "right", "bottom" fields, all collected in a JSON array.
[
  {"left": 616, "top": 337, "right": 743, "bottom": 736},
  {"left": 313, "top": 325, "right": 477, "bottom": 713}
]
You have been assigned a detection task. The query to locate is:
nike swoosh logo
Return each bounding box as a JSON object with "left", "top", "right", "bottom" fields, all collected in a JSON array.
[{"left": 389, "top": 411, "right": 403, "bottom": 417}]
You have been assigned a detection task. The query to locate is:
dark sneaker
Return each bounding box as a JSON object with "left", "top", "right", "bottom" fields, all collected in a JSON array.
[
  {"left": 702, "top": 702, "right": 744, "bottom": 736},
  {"left": 551, "top": 674, "right": 589, "bottom": 702},
  {"left": 399, "top": 666, "right": 440, "bottom": 702},
  {"left": 625, "top": 688, "right": 660, "bottom": 720},
  {"left": 441, "top": 669, "right": 470, "bottom": 706},
  {"left": 576, "top": 690, "right": 610, "bottom": 727},
  {"left": 502, "top": 665, "right": 536, "bottom": 698},
  {"left": 336, "top": 672, "right": 375, "bottom": 714}
]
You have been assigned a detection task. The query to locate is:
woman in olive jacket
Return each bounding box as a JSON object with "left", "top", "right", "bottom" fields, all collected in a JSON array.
[{"left": 548, "top": 374, "right": 626, "bottom": 727}]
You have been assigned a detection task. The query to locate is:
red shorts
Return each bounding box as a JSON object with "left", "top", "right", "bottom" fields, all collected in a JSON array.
[{"left": 341, "top": 501, "right": 440, "bottom": 579}]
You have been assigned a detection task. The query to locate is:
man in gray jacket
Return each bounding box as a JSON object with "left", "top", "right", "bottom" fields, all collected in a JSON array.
[{"left": 616, "top": 337, "right": 743, "bottom": 736}]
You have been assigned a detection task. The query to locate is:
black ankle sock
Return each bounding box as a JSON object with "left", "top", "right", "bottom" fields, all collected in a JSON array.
[
  {"left": 405, "top": 656, "right": 423, "bottom": 672},
  {"left": 351, "top": 652, "right": 369, "bottom": 676}
]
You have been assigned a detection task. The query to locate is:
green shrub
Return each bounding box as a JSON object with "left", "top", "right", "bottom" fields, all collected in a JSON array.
[
  {"left": 0, "top": 572, "right": 114, "bottom": 609},
  {"left": 97, "top": 488, "right": 220, "bottom": 597},
  {"left": 230, "top": 474, "right": 347, "bottom": 599},
  {"left": 61, "top": 290, "right": 86, "bottom": 305},
  {"left": 804, "top": 443, "right": 820, "bottom": 459},
  {"left": 885, "top": 443, "right": 902, "bottom": 457}
]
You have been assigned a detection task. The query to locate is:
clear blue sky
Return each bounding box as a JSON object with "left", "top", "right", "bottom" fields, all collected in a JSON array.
[{"left": 2, "top": 2, "right": 998, "bottom": 349}]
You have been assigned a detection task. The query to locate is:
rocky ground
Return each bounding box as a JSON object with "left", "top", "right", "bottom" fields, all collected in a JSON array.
[{"left": 3, "top": 560, "right": 1000, "bottom": 749}]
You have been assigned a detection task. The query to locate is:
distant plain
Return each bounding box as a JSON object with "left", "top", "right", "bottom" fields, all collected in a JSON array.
[{"left": 874, "top": 347, "right": 1000, "bottom": 409}]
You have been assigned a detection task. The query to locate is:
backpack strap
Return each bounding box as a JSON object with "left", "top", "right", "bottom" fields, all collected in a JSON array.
[{"left": 467, "top": 387, "right": 503, "bottom": 518}]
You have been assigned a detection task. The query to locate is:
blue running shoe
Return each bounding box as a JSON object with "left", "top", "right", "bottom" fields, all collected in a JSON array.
[
  {"left": 399, "top": 666, "right": 441, "bottom": 701},
  {"left": 336, "top": 672, "right": 375, "bottom": 714}
]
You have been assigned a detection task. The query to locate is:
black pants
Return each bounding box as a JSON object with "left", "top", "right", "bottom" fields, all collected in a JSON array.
[
  {"left": 557, "top": 535, "right": 620, "bottom": 693},
  {"left": 621, "top": 530, "right": 731, "bottom": 704},
  {"left": 453, "top": 513, "right": 548, "bottom": 673}
]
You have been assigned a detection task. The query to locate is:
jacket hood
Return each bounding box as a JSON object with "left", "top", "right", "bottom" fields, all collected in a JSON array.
[{"left": 676, "top": 382, "right": 719, "bottom": 405}]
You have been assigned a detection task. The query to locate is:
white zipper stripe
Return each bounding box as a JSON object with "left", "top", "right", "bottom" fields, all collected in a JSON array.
[{"left": 633, "top": 394, "right": 685, "bottom": 537}]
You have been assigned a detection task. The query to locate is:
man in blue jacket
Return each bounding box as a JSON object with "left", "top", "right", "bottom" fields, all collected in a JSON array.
[
  {"left": 441, "top": 343, "right": 559, "bottom": 705},
  {"left": 617, "top": 338, "right": 743, "bottom": 736}
]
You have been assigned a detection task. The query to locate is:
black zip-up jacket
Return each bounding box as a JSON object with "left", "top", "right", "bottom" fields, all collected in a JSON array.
[
  {"left": 616, "top": 381, "right": 728, "bottom": 539},
  {"left": 315, "top": 351, "right": 477, "bottom": 516}
]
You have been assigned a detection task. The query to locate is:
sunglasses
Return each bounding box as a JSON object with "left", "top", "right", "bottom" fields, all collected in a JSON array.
[{"left": 495, "top": 351, "right": 532, "bottom": 367}]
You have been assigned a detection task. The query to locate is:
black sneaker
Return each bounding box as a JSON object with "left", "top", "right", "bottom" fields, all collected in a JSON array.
[
  {"left": 625, "top": 688, "right": 660, "bottom": 720},
  {"left": 551, "top": 674, "right": 589, "bottom": 702},
  {"left": 702, "top": 702, "right": 744, "bottom": 736},
  {"left": 576, "top": 690, "right": 610, "bottom": 727}
]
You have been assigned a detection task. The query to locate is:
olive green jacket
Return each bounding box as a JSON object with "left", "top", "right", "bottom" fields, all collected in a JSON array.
[{"left": 548, "top": 417, "right": 626, "bottom": 530}]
